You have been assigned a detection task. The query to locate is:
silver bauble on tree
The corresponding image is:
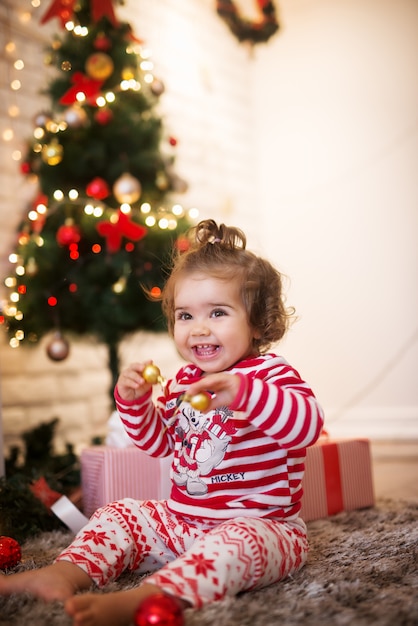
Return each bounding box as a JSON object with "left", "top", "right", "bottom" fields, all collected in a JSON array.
[
  {"left": 46, "top": 331, "right": 70, "bottom": 362},
  {"left": 63, "top": 105, "right": 88, "bottom": 128}
]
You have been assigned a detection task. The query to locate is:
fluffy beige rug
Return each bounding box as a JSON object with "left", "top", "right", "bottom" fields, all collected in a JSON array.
[{"left": 1, "top": 498, "right": 417, "bottom": 625}]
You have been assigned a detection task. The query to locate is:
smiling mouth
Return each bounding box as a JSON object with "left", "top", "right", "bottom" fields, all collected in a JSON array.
[{"left": 192, "top": 344, "right": 220, "bottom": 358}]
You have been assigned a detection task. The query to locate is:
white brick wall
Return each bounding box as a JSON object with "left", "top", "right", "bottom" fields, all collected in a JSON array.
[{"left": 0, "top": 0, "right": 258, "bottom": 457}]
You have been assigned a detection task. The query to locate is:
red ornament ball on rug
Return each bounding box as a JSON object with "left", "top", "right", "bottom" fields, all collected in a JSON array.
[
  {"left": 135, "top": 593, "right": 184, "bottom": 626},
  {"left": 0, "top": 536, "right": 21, "bottom": 570}
]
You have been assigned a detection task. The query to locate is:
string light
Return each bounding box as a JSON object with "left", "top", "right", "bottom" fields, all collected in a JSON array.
[{"left": 145, "top": 215, "right": 156, "bottom": 227}]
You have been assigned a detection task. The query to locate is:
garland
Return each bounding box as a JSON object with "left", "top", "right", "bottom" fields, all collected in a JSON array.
[{"left": 216, "top": 0, "right": 279, "bottom": 45}]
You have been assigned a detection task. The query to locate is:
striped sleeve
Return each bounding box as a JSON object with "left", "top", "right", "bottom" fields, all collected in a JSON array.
[
  {"left": 114, "top": 384, "right": 174, "bottom": 457},
  {"left": 230, "top": 356, "right": 324, "bottom": 449}
]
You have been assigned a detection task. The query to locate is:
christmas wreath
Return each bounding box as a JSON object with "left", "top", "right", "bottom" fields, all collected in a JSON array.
[{"left": 216, "top": 0, "right": 279, "bottom": 45}]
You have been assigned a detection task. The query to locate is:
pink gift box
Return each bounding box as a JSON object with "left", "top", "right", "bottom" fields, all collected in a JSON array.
[
  {"left": 81, "top": 446, "right": 172, "bottom": 517},
  {"left": 300, "top": 438, "right": 375, "bottom": 522}
]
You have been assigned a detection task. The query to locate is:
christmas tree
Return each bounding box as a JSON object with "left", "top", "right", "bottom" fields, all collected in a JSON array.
[{"left": 1, "top": 0, "right": 196, "bottom": 390}]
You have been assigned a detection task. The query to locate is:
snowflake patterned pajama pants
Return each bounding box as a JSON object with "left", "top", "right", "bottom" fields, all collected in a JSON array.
[{"left": 56, "top": 498, "right": 309, "bottom": 608}]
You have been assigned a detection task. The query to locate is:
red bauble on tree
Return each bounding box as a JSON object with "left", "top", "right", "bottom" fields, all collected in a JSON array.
[
  {"left": 94, "top": 108, "right": 113, "bottom": 125},
  {"left": 86, "top": 176, "right": 110, "bottom": 199},
  {"left": 20, "top": 161, "right": 31, "bottom": 175},
  {"left": 56, "top": 219, "right": 81, "bottom": 246},
  {"left": 94, "top": 32, "right": 112, "bottom": 51},
  {"left": 0, "top": 536, "right": 22, "bottom": 570}
]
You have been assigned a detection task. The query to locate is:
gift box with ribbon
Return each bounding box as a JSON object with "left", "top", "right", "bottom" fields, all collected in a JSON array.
[
  {"left": 81, "top": 446, "right": 172, "bottom": 518},
  {"left": 300, "top": 437, "right": 375, "bottom": 522}
]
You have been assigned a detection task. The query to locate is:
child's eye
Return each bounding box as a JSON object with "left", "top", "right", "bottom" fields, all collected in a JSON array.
[
  {"left": 211, "top": 308, "right": 227, "bottom": 318},
  {"left": 176, "top": 311, "right": 192, "bottom": 321}
]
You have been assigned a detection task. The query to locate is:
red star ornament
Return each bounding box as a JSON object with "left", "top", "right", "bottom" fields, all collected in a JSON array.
[
  {"left": 97, "top": 210, "right": 147, "bottom": 253},
  {"left": 60, "top": 72, "right": 105, "bottom": 106}
]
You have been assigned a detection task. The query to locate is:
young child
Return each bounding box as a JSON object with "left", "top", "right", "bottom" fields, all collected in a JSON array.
[{"left": 0, "top": 219, "right": 324, "bottom": 626}]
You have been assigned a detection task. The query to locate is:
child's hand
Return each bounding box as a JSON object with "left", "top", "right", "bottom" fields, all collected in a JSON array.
[
  {"left": 116, "top": 361, "right": 154, "bottom": 402},
  {"left": 186, "top": 373, "right": 241, "bottom": 413}
]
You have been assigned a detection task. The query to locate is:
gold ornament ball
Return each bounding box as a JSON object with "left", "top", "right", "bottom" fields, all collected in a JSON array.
[
  {"left": 41, "top": 139, "right": 63, "bottom": 166},
  {"left": 113, "top": 173, "right": 142, "bottom": 204},
  {"left": 85, "top": 52, "right": 114, "bottom": 81},
  {"left": 155, "top": 171, "right": 169, "bottom": 190},
  {"left": 189, "top": 392, "right": 211, "bottom": 412},
  {"left": 122, "top": 67, "right": 135, "bottom": 80},
  {"left": 26, "top": 257, "right": 38, "bottom": 277},
  {"left": 142, "top": 364, "right": 161, "bottom": 385}
]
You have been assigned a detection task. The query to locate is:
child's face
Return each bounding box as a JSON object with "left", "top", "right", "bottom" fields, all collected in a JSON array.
[{"left": 173, "top": 272, "right": 258, "bottom": 373}]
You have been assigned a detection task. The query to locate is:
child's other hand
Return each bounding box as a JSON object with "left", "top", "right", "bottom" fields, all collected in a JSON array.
[
  {"left": 116, "top": 362, "right": 154, "bottom": 402},
  {"left": 186, "top": 373, "right": 241, "bottom": 413}
]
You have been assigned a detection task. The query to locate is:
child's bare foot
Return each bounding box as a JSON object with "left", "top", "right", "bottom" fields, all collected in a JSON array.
[
  {"left": 0, "top": 561, "right": 93, "bottom": 602},
  {"left": 66, "top": 589, "right": 140, "bottom": 626},
  {"left": 65, "top": 583, "right": 187, "bottom": 626}
]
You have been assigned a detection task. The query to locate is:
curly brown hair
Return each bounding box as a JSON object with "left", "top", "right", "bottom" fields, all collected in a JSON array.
[{"left": 158, "top": 219, "right": 294, "bottom": 354}]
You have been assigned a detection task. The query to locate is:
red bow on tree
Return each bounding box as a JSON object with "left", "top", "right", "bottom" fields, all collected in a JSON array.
[
  {"left": 60, "top": 72, "right": 105, "bottom": 106},
  {"left": 30, "top": 476, "right": 62, "bottom": 509},
  {"left": 41, "top": 0, "right": 77, "bottom": 27},
  {"left": 91, "top": 0, "right": 118, "bottom": 26},
  {"left": 41, "top": 0, "right": 118, "bottom": 28},
  {"left": 97, "top": 210, "right": 147, "bottom": 253}
]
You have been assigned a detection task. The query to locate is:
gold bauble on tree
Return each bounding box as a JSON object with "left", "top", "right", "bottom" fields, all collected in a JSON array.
[
  {"left": 155, "top": 171, "right": 169, "bottom": 190},
  {"left": 26, "top": 257, "right": 38, "bottom": 277},
  {"left": 41, "top": 138, "right": 63, "bottom": 165},
  {"left": 113, "top": 173, "right": 142, "bottom": 204},
  {"left": 121, "top": 67, "right": 135, "bottom": 80},
  {"left": 85, "top": 52, "right": 114, "bottom": 80}
]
